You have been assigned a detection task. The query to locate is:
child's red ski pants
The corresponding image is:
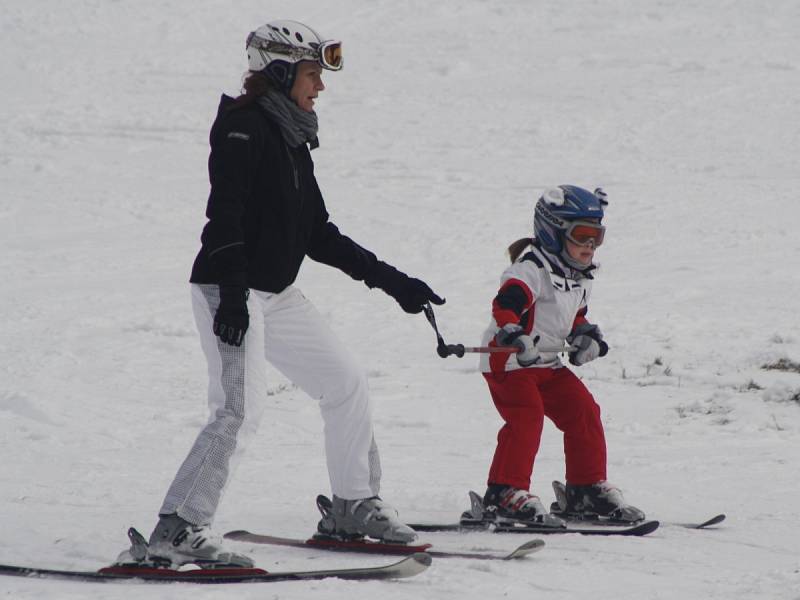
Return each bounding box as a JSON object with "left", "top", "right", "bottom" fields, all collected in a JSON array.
[{"left": 484, "top": 367, "right": 607, "bottom": 490}]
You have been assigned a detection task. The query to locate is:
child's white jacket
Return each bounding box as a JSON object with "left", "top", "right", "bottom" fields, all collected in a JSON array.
[{"left": 480, "top": 242, "right": 596, "bottom": 374}]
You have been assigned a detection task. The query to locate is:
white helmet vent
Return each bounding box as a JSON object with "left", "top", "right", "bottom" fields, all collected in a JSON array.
[{"left": 541, "top": 187, "right": 566, "bottom": 207}]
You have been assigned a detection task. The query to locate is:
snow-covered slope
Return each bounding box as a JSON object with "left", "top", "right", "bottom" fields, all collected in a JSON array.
[{"left": 2, "top": 1, "right": 799, "bottom": 598}]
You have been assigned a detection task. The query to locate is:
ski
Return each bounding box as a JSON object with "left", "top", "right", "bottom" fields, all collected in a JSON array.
[
  {"left": 411, "top": 489, "right": 659, "bottom": 536},
  {"left": 551, "top": 513, "right": 725, "bottom": 530},
  {"left": 225, "top": 530, "right": 544, "bottom": 561},
  {"left": 0, "top": 526, "right": 431, "bottom": 584},
  {"left": 409, "top": 486, "right": 722, "bottom": 537},
  {"left": 407, "top": 519, "right": 660, "bottom": 537},
  {"left": 0, "top": 553, "right": 431, "bottom": 584},
  {"left": 550, "top": 481, "right": 725, "bottom": 530},
  {"left": 670, "top": 514, "right": 726, "bottom": 529}
]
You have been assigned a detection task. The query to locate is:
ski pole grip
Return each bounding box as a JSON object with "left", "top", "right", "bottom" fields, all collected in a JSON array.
[{"left": 437, "top": 343, "right": 466, "bottom": 358}]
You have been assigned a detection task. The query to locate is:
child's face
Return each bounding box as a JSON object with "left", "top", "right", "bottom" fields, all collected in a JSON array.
[{"left": 565, "top": 238, "right": 596, "bottom": 267}]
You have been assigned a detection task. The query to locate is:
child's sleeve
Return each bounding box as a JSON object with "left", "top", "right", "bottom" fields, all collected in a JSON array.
[
  {"left": 572, "top": 306, "right": 589, "bottom": 330},
  {"left": 491, "top": 263, "right": 541, "bottom": 327},
  {"left": 570, "top": 282, "right": 593, "bottom": 330}
]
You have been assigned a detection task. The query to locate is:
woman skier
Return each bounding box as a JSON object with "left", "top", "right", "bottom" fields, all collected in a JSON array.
[{"left": 144, "top": 20, "right": 444, "bottom": 568}]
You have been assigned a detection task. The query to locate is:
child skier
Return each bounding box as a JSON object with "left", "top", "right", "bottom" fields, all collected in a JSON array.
[{"left": 478, "top": 185, "right": 644, "bottom": 524}]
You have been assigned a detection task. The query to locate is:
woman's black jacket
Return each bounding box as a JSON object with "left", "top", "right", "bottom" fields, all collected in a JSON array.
[{"left": 190, "top": 95, "right": 386, "bottom": 293}]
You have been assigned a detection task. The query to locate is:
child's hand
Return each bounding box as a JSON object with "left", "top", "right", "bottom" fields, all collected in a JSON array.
[
  {"left": 495, "top": 324, "right": 540, "bottom": 367},
  {"left": 567, "top": 323, "right": 609, "bottom": 366}
]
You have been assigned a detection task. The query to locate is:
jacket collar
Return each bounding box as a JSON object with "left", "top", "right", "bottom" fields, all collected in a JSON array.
[{"left": 530, "top": 239, "right": 595, "bottom": 280}]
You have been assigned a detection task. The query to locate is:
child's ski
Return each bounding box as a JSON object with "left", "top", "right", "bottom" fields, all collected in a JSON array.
[
  {"left": 407, "top": 519, "right": 660, "bottom": 536},
  {"left": 416, "top": 489, "right": 659, "bottom": 536},
  {"left": 550, "top": 481, "right": 725, "bottom": 530}
]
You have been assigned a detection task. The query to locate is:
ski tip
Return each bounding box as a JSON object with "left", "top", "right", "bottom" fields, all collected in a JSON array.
[
  {"left": 507, "top": 539, "right": 546, "bottom": 559},
  {"left": 409, "top": 552, "right": 433, "bottom": 568},
  {"left": 636, "top": 520, "right": 660, "bottom": 535},
  {"left": 519, "top": 539, "right": 546, "bottom": 550},
  {"left": 693, "top": 514, "right": 726, "bottom": 529},
  {"left": 373, "top": 552, "right": 431, "bottom": 577},
  {"left": 376, "top": 552, "right": 431, "bottom": 579}
]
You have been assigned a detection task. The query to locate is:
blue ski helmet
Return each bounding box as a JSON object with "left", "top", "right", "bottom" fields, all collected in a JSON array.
[{"left": 534, "top": 185, "right": 607, "bottom": 265}]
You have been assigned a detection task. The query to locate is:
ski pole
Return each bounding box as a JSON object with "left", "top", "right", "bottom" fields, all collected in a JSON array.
[
  {"left": 422, "top": 303, "right": 573, "bottom": 358},
  {"left": 453, "top": 344, "right": 574, "bottom": 356},
  {"left": 422, "top": 301, "right": 460, "bottom": 358}
]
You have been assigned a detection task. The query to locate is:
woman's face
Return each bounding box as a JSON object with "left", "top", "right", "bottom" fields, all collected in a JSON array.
[{"left": 290, "top": 61, "right": 325, "bottom": 112}]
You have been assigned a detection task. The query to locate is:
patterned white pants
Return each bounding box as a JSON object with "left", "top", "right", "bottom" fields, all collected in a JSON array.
[{"left": 159, "top": 284, "right": 381, "bottom": 525}]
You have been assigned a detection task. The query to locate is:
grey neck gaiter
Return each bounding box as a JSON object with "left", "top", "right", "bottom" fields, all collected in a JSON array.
[{"left": 257, "top": 89, "right": 319, "bottom": 149}]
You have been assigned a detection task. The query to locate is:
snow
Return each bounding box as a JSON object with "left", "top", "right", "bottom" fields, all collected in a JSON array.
[{"left": 2, "top": 0, "right": 800, "bottom": 598}]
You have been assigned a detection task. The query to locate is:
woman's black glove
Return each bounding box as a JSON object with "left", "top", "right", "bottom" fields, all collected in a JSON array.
[
  {"left": 364, "top": 261, "right": 445, "bottom": 314},
  {"left": 394, "top": 277, "right": 445, "bottom": 314},
  {"left": 213, "top": 285, "right": 249, "bottom": 347}
]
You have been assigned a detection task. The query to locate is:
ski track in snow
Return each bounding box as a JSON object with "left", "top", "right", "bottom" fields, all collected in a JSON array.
[{"left": 2, "top": 1, "right": 800, "bottom": 598}]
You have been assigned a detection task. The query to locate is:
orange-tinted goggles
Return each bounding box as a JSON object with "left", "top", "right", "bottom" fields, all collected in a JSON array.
[
  {"left": 319, "top": 40, "right": 343, "bottom": 71},
  {"left": 566, "top": 221, "right": 605, "bottom": 247}
]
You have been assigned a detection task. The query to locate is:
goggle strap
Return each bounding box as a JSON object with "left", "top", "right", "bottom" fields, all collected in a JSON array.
[{"left": 249, "top": 35, "right": 342, "bottom": 71}]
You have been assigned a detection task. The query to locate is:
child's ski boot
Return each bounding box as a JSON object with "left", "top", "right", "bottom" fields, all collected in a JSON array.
[
  {"left": 479, "top": 485, "right": 566, "bottom": 527},
  {"left": 551, "top": 480, "right": 645, "bottom": 523}
]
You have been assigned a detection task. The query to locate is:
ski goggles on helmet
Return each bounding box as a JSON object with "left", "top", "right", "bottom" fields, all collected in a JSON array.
[
  {"left": 248, "top": 35, "right": 343, "bottom": 71},
  {"left": 565, "top": 221, "right": 605, "bottom": 247},
  {"left": 317, "top": 41, "right": 343, "bottom": 71}
]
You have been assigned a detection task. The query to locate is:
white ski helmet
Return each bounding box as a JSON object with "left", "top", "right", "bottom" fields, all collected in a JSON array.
[{"left": 246, "top": 20, "right": 342, "bottom": 93}]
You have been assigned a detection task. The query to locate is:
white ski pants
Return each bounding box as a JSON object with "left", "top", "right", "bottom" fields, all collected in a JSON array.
[{"left": 159, "top": 284, "right": 381, "bottom": 525}]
